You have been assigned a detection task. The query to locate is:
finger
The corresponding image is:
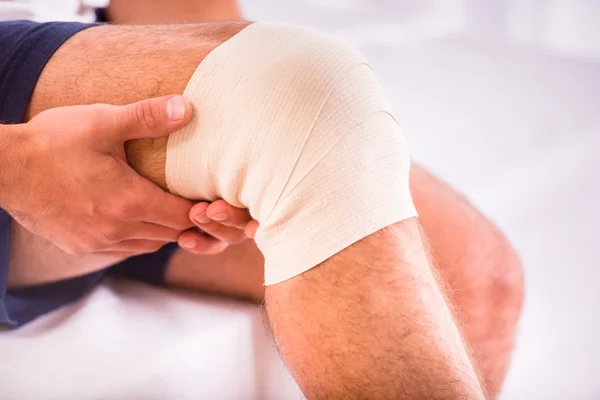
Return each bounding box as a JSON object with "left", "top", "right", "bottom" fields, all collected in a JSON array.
[
  {"left": 102, "top": 239, "right": 168, "bottom": 253},
  {"left": 196, "top": 220, "right": 247, "bottom": 245},
  {"left": 112, "top": 95, "right": 193, "bottom": 141},
  {"left": 135, "top": 181, "right": 196, "bottom": 230},
  {"left": 178, "top": 230, "right": 229, "bottom": 255},
  {"left": 94, "top": 251, "right": 137, "bottom": 259},
  {"left": 205, "top": 200, "right": 252, "bottom": 229},
  {"left": 136, "top": 222, "right": 182, "bottom": 242},
  {"left": 189, "top": 202, "right": 211, "bottom": 225},
  {"left": 245, "top": 220, "right": 259, "bottom": 239},
  {"left": 101, "top": 222, "right": 182, "bottom": 243}
]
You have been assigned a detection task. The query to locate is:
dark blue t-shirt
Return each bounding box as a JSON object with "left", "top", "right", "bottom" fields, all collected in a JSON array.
[{"left": 0, "top": 20, "right": 177, "bottom": 328}]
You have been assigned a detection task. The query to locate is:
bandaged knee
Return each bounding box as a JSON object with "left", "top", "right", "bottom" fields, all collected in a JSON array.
[{"left": 166, "top": 23, "right": 417, "bottom": 284}]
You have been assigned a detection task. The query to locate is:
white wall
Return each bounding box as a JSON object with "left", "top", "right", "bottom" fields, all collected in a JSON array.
[
  {"left": 3, "top": 0, "right": 600, "bottom": 60},
  {"left": 238, "top": 0, "right": 600, "bottom": 60}
]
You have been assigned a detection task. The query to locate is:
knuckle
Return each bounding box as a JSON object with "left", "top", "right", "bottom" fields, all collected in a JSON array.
[
  {"left": 134, "top": 100, "right": 158, "bottom": 130},
  {"left": 83, "top": 105, "right": 115, "bottom": 136},
  {"left": 88, "top": 104, "right": 110, "bottom": 119},
  {"left": 175, "top": 221, "right": 193, "bottom": 231},
  {"left": 230, "top": 235, "right": 246, "bottom": 245},
  {"left": 62, "top": 236, "right": 99, "bottom": 255},
  {"left": 84, "top": 239, "right": 104, "bottom": 253},
  {"left": 60, "top": 243, "right": 79, "bottom": 256},
  {"left": 115, "top": 200, "right": 140, "bottom": 220},
  {"left": 99, "top": 228, "right": 122, "bottom": 244},
  {"left": 83, "top": 104, "right": 109, "bottom": 125},
  {"left": 67, "top": 240, "right": 98, "bottom": 255}
]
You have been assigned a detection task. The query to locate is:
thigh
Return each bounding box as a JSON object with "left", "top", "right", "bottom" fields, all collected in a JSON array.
[{"left": 26, "top": 22, "right": 250, "bottom": 120}]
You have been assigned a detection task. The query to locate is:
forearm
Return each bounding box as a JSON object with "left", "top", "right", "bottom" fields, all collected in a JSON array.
[
  {"left": 7, "top": 218, "right": 125, "bottom": 288},
  {"left": 0, "top": 124, "right": 120, "bottom": 288}
]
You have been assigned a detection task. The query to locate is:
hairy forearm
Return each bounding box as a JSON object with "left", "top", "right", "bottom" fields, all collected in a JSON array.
[
  {"left": 0, "top": 123, "right": 120, "bottom": 287},
  {"left": 7, "top": 219, "right": 130, "bottom": 288},
  {"left": 0, "top": 127, "right": 68, "bottom": 287}
]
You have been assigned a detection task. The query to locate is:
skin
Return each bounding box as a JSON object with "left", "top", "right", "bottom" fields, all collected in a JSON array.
[
  {"left": 106, "top": 0, "right": 243, "bottom": 24},
  {"left": 3, "top": 2, "right": 525, "bottom": 396},
  {"left": 107, "top": 2, "right": 523, "bottom": 395},
  {"left": 0, "top": 95, "right": 198, "bottom": 258},
  {"left": 11, "top": 22, "right": 487, "bottom": 398},
  {"left": 2, "top": 96, "right": 198, "bottom": 286}
]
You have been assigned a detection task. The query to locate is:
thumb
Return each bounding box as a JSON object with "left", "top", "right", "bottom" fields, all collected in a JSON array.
[{"left": 113, "top": 95, "right": 193, "bottom": 141}]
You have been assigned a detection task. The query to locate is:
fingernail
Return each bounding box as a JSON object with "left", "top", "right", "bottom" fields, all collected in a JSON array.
[
  {"left": 210, "top": 213, "right": 227, "bottom": 221},
  {"left": 181, "top": 239, "right": 196, "bottom": 249},
  {"left": 194, "top": 212, "right": 210, "bottom": 224},
  {"left": 166, "top": 96, "right": 186, "bottom": 121}
]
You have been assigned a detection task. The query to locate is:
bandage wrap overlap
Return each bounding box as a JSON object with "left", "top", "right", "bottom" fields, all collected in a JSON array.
[{"left": 166, "top": 23, "right": 417, "bottom": 284}]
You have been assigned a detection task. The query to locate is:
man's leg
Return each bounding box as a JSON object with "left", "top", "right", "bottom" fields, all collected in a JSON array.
[
  {"left": 410, "top": 165, "right": 523, "bottom": 397},
  {"left": 164, "top": 164, "right": 524, "bottom": 398},
  {"left": 27, "top": 23, "right": 485, "bottom": 398},
  {"left": 107, "top": 3, "right": 523, "bottom": 396}
]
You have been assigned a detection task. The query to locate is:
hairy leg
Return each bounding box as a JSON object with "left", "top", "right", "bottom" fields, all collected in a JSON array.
[
  {"left": 410, "top": 165, "right": 524, "bottom": 397},
  {"left": 27, "top": 24, "right": 484, "bottom": 398},
  {"left": 106, "top": 3, "right": 521, "bottom": 396},
  {"left": 266, "top": 219, "right": 485, "bottom": 399},
  {"left": 165, "top": 165, "right": 523, "bottom": 398}
]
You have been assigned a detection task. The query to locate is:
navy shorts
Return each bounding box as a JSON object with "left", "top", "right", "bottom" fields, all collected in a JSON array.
[{"left": 0, "top": 20, "right": 178, "bottom": 328}]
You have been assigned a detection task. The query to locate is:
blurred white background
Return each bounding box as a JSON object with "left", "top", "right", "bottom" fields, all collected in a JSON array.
[
  {"left": 2, "top": 0, "right": 600, "bottom": 60},
  {"left": 1, "top": 1, "right": 599, "bottom": 399}
]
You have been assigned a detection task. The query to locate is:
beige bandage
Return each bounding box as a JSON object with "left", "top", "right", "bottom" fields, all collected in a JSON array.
[{"left": 166, "top": 23, "right": 417, "bottom": 285}]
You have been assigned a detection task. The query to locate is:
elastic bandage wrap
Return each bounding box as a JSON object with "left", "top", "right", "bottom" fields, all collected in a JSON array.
[{"left": 166, "top": 23, "right": 417, "bottom": 285}]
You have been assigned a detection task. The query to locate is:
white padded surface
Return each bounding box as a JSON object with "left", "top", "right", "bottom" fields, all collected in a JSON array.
[
  {"left": 0, "top": 280, "right": 302, "bottom": 400},
  {"left": 1, "top": 3, "right": 599, "bottom": 399}
]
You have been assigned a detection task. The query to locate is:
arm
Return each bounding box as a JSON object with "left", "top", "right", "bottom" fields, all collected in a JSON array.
[
  {"left": 25, "top": 23, "right": 484, "bottom": 398},
  {"left": 0, "top": 123, "right": 117, "bottom": 285},
  {"left": 4, "top": 96, "right": 195, "bottom": 288},
  {"left": 3, "top": 22, "right": 250, "bottom": 288}
]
